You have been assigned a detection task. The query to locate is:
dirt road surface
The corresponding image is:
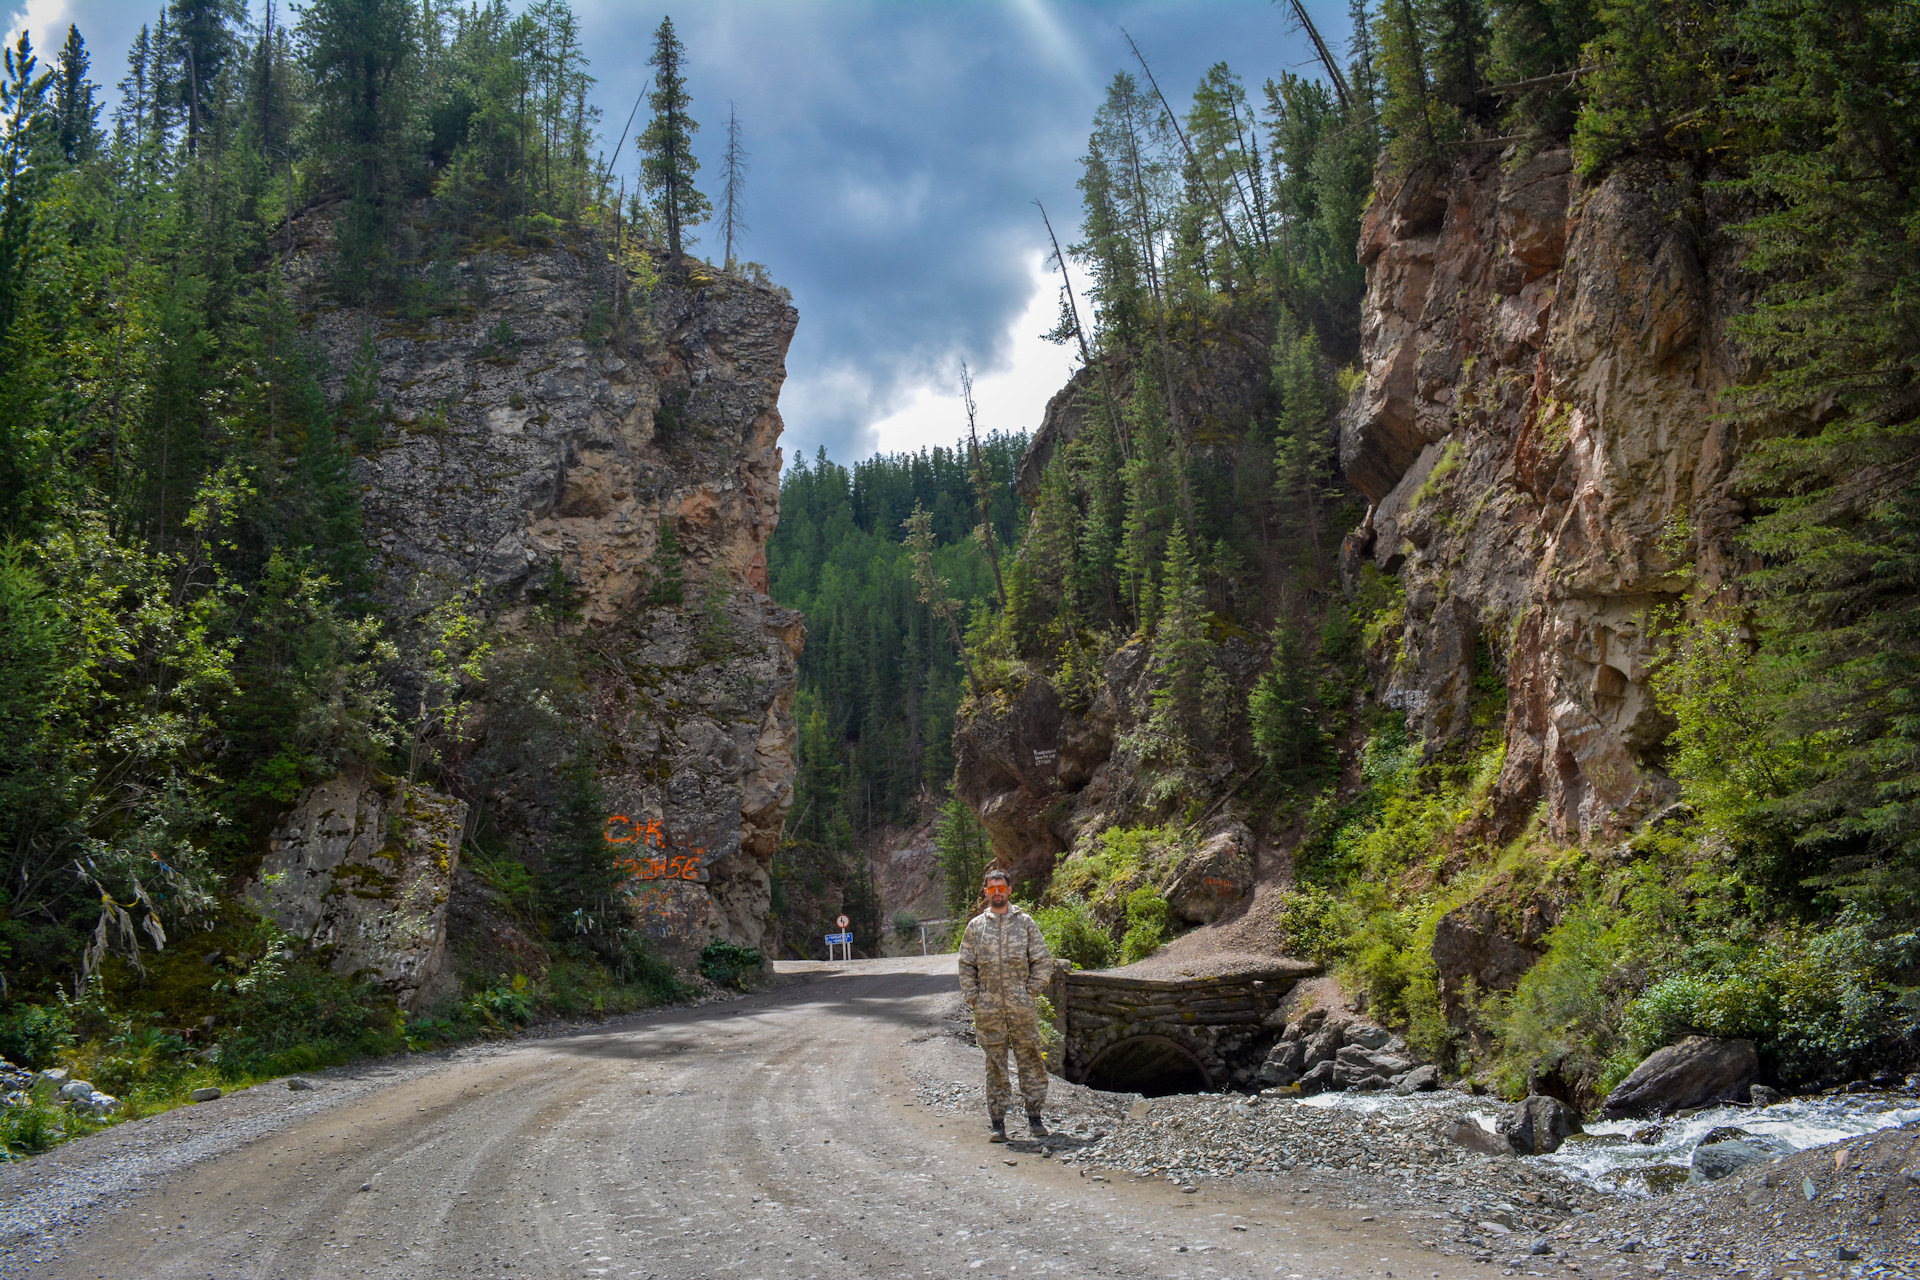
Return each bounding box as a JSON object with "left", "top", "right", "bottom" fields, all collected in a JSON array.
[{"left": 4, "top": 957, "right": 1487, "bottom": 1279}]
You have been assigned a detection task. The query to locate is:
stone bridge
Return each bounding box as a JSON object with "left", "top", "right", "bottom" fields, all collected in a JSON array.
[{"left": 1050, "top": 958, "right": 1321, "bottom": 1095}]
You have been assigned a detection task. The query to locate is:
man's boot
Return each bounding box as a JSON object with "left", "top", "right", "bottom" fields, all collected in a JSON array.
[
  {"left": 988, "top": 1114, "right": 1007, "bottom": 1143},
  {"left": 1027, "top": 1113, "right": 1048, "bottom": 1138}
]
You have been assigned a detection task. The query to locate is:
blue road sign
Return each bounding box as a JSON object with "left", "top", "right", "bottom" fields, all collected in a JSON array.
[{"left": 825, "top": 932, "right": 853, "bottom": 945}]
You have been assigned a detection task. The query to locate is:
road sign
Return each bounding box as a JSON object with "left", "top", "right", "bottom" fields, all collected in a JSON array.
[
  {"left": 824, "top": 929, "right": 853, "bottom": 961},
  {"left": 825, "top": 932, "right": 853, "bottom": 945},
  {"left": 835, "top": 914, "right": 850, "bottom": 929}
]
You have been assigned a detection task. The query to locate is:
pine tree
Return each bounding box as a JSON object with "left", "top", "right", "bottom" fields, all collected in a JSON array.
[
  {"left": 1571, "top": 0, "right": 1735, "bottom": 175},
  {"left": 167, "top": 0, "right": 243, "bottom": 156},
  {"left": 1249, "top": 619, "right": 1325, "bottom": 782},
  {"left": 1717, "top": 0, "right": 1920, "bottom": 883},
  {"left": 0, "top": 33, "right": 49, "bottom": 360},
  {"left": 50, "top": 25, "right": 98, "bottom": 163},
  {"left": 1271, "top": 318, "right": 1337, "bottom": 567},
  {"left": 648, "top": 517, "right": 685, "bottom": 605},
  {"left": 934, "top": 792, "right": 993, "bottom": 922},
  {"left": 1488, "top": 0, "right": 1600, "bottom": 139},
  {"left": 1150, "top": 522, "right": 1213, "bottom": 745},
  {"left": 544, "top": 753, "right": 618, "bottom": 942},
  {"left": 640, "top": 16, "right": 709, "bottom": 262},
  {"left": 300, "top": 0, "right": 417, "bottom": 298},
  {"left": 1119, "top": 370, "right": 1177, "bottom": 630}
]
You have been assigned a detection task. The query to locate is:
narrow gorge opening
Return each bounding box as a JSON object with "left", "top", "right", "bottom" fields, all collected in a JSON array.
[{"left": 1081, "top": 1036, "right": 1214, "bottom": 1098}]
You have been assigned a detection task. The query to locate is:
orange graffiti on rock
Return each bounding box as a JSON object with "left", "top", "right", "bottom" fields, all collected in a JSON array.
[{"left": 605, "top": 815, "right": 707, "bottom": 883}]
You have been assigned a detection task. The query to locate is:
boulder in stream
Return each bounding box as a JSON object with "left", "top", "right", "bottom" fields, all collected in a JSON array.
[
  {"left": 1498, "top": 1094, "right": 1583, "bottom": 1155},
  {"left": 1600, "top": 1036, "right": 1758, "bottom": 1118},
  {"left": 1690, "top": 1139, "right": 1776, "bottom": 1182},
  {"left": 1445, "top": 1117, "right": 1515, "bottom": 1157}
]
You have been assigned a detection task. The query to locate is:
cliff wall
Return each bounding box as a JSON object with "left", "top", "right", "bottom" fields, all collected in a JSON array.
[
  {"left": 1344, "top": 150, "right": 1749, "bottom": 844},
  {"left": 953, "top": 151, "right": 1754, "bottom": 1011},
  {"left": 261, "top": 233, "right": 801, "bottom": 977}
]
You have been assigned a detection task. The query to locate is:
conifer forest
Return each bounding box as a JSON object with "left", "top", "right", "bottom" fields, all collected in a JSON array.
[{"left": 0, "top": 0, "right": 1917, "bottom": 1224}]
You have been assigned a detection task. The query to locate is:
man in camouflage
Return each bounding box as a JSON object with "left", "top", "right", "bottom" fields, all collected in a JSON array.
[{"left": 957, "top": 868, "right": 1054, "bottom": 1142}]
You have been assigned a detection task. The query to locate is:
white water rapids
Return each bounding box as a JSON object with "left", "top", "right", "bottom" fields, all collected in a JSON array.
[{"left": 1298, "top": 1087, "right": 1920, "bottom": 1196}]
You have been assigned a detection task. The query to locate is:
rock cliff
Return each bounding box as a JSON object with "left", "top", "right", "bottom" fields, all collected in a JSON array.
[
  {"left": 956, "top": 150, "right": 1752, "bottom": 1020},
  {"left": 251, "top": 771, "right": 465, "bottom": 1008},
  {"left": 279, "top": 230, "right": 801, "bottom": 974},
  {"left": 1342, "top": 150, "right": 1748, "bottom": 843}
]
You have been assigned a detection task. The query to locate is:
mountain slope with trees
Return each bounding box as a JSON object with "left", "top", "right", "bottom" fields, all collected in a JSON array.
[
  {"left": 0, "top": 0, "right": 797, "bottom": 1153},
  {"left": 951, "top": 0, "right": 1919, "bottom": 1104},
  {"left": 765, "top": 434, "right": 1023, "bottom": 955}
]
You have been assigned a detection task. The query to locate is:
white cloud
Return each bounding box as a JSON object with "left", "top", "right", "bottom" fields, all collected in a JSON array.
[
  {"left": 1007, "top": 0, "right": 1096, "bottom": 92},
  {"left": 863, "top": 251, "right": 1076, "bottom": 455},
  {"left": 778, "top": 251, "right": 1077, "bottom": 466},
  {"left": 4, "top": 0, "right": 71, "bottom": 60}
]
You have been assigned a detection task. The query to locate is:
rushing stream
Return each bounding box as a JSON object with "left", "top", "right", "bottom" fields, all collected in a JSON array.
[{"left": 1300, "top": 1087, "right": 1920, "bottom": 1196}]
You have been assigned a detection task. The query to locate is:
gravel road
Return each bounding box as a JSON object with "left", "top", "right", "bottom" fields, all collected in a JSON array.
[{"left": 1, "top": 957, "right": 1495, "bottom": 1280}]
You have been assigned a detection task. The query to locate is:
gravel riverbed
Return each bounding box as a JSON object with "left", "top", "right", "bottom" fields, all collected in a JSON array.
[{"left": 909, "top": 998, "right": 1920, "bottom": 1280}]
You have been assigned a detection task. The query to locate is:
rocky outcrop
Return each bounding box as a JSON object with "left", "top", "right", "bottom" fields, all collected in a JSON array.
[
  {"left": 1163, "top": 824, "right": 1256, "bottom": 925},
  {"left": 953, "top": 632, "right": 1261, "bottom": 886},
  {"left": 1256, "top": 1007, "right": 1434, "bottom": 1094},
  {"left": 1689, "top": 1136, "right": 1777, "bottom": 1182},
  {"left": 293, "top": 230, "right": 802, "bottom": 965},
  {"left": 1445, "top": 1116, "right": 1515, "bottom": 1157},
  {"left": 1430, "top": 892, "right": 1562, "bottom": 1019},
  {"left": 1343, "top": 150, "right": 1752, "bottom": 842},
  {"left": 870, "top": 819, "right": 948, "bottom": 953},
  {"left": 1600, "top": 1035, "right": 1759, "bottom": 1118},
  {"left": 252, "top": 771, "right": 466, "bottom": 1007}
]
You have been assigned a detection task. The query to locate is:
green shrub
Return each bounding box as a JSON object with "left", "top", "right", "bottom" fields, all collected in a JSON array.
[
  {"left": 463, "top": 974, "right": 535, "bottom": 1032},
  {"left": 1619, "top": 916, "right": 1919, "bottom": 1085},
  {"left": 1033, "top": 992, "right": 1066, "bottom": 1069},
  {"left": 216, "top": 947, "right": 400, "bottom": 1078},
  {"left": 1274, "top": 884, "right": 1347, "bottom": 962},
  {"left": 698, "top": 940, "right": 764, "bottom": 990},
  {"left": 468, "top": 852, "right": 539, "bottom": 923},
  {"left": 892, "top": 909, "right": 922, "bottom": 943},
  {"left": 1032, "top": 897, "right": 1113, "bottom": 970},
  {"left": 1347, "top": 901, "right": 1425, "bottom": 1019},
  {"left": 90, "top": 1024, "right": 191, "bottom": 1096},
  {"left": 1487, "top": 902, "right": 1638, "bottom": 1100},
  {"left": 1050, "top": 824, "right": 1173, "bottom": 911},
  {"left": 0, "top": 1096, "right": 74, "bottom": 1156},
  {"left": 0, "top": 1002, "right": 75, "bottom": 1069},
  {"left": 1119, "top": 888, "right": 1170, "bottom": 964},
  {"left": 600, "top": 932, "right": 687, "bottom": 1002}
]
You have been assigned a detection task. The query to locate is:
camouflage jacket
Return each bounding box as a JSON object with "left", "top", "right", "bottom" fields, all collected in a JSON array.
[{"left": 957, "top": 907, "right": 1054, "bottom": 1009}]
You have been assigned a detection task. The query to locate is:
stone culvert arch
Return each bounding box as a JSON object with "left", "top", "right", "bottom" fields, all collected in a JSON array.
[
  {"left": 1051, "top": 958, "right": 1320, "bottom": 1096},
  {"left": 1079, "top": 1031, "right": 1216, "bottom": 1096}
]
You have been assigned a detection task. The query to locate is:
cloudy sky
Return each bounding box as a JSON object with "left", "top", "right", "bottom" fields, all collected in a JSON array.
[{"left": 6, "top": 0, "right": 1352, "bottom": 467}]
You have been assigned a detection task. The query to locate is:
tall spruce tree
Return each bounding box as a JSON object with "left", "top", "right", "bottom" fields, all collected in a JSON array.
[
  {"left": 1718, "top": 0, "right": 1920, "bottom": 890},
  {"left": 640, "top": 16, "right": 708, "bottom": 261},
  {"left": 300, "top": 0, "right": 417, "bottom": 298},
  {"left": 50, "top": 25, "right": 98, "bottom": 163},
  {"left": 167, "top": 0, "right": 243, "bottom": 155}
]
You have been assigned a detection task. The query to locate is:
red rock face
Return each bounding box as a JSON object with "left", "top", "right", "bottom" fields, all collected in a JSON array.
[{"left": 1345, "top": 151, "right": 1752, "bottom": 843}]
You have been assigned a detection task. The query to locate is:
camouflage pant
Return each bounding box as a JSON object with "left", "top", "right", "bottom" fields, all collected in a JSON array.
[{"left": 974, "top": 1000, "right": 1048, "bottom": 1117}]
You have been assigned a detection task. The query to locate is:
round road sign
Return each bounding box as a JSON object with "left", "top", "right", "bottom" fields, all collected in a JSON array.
[{"left": 836, "top": 914, "right": 850, "bottom": 929}]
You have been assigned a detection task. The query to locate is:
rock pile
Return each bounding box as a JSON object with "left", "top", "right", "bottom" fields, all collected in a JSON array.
[
  {"left": 1255, "top": 1008, "right": 1439, "bottom": 1094},
  {"left": 1, "top": 1057, "right": 34, "bottom": 1107},
  {"left": 27, "top": 1069, "right": 121, "bottom": 1117}
]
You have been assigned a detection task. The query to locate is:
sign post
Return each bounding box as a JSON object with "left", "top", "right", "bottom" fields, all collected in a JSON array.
[
  {"left": 916, "top": 917, "right": 951, "bottom": 956},
  {"left": 825, "top": 915, "right": 853, "bottom": 961}
]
